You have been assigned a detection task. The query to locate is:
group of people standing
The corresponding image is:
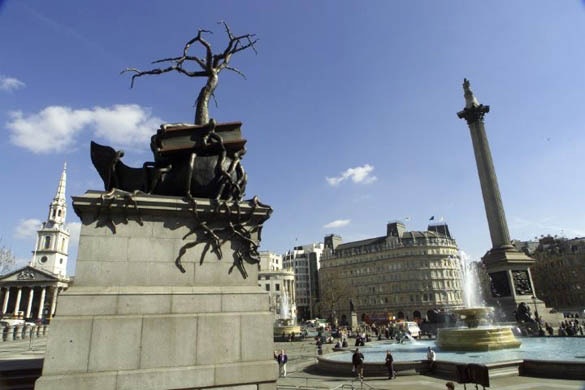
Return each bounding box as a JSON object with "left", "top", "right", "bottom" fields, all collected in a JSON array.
[{"left": 351, "top": 346, "right": 436, "bottom": 380}]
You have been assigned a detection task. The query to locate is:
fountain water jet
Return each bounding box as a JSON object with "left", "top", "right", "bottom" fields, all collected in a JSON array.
[{"left": 273, "top": 292, "right": 301, "bottom": 339}]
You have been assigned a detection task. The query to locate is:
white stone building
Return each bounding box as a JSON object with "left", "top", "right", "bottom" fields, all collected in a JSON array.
[
  {"left": 0, "top": 164, "right": 71, "bottom": 322},
  {"left": 282, "top": 243, "right": 324, "bottom": 321},
  {"left": 258, "top": 251, "right": 296, "bottom": 321}
]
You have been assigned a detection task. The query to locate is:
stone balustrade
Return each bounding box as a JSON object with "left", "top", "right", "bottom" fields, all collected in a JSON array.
[{"left": 1, "top": 324, "right": 49, "bottom": 342}]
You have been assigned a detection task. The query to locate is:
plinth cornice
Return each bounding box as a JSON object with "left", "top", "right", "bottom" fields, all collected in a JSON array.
[{"left": 72, "top": 190, "right": 272, "bottom": 225}]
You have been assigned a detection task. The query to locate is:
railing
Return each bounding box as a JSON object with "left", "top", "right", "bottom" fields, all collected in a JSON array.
[
  {"left": 1, "top": 324, "right": 49, "bottom": 342},
  {"left": 333, "top": 379, "right": 380, "bottom": 390},
  {"left": 277, "top": 379, "right": 380, "bottom": 390}
]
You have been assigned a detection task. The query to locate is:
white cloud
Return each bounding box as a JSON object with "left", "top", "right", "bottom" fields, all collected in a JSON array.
[
  {"left": 6, "top": 104, "right": 163, "bottom": 154},
  {"left": 0, "top": 75, "right": 25, "bottom": 92},
  {"left": 14, "top": 218, "right": 42, "bottom": 239},
  {"left": 92, "top": 105, "right": 162, "bottom": 145},
  {"left": 323, "top": 219, "right": 351, "bottom": 229},
  {"left": 326, "top": 164, "right": 377, "bottom": 186}
]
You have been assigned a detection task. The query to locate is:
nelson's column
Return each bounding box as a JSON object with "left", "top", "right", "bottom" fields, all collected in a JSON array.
[{"left": 457, "top": 79, "right": 557, "bottom": 324}]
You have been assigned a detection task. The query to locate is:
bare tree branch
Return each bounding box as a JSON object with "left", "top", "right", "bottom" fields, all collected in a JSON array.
[
  {"left": 122, "top": 22, "right": 257, "bottom": 124},
  {"left": 0, "top": 240, "right": 16, "bottom": 276}
]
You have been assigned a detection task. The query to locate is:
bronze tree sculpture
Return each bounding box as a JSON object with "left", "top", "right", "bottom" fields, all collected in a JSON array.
[
  {"left": 89, "top": 22, "right": 265, "bottom": 278},
  {"left": 122, "top": 21, "right": 257, "bottom": 125}
]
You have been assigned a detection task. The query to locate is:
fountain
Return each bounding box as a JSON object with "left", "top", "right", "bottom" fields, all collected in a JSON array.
[
  {"left": 273, "top": 293, "right": 301, "bottom": 339},
  {"left": 433, "top": 253, "right": 521, "bottom": 351},
  {"left": 436, "top": 307, "right": 521, "bottom": 351}
]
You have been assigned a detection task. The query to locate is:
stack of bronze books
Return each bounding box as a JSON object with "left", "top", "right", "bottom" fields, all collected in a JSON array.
[{"left": 150, "top": 121, "right": 247, "bottom": 159}]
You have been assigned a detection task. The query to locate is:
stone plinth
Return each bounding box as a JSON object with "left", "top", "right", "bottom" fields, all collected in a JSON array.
[{"left": 35, "top": 191, "right": 277, "bottom": 390}]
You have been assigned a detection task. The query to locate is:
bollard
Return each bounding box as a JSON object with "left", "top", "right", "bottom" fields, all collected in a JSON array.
[
  {"left": 2, "top": 325, "right": 10, "bottom": 342},
  {"left": 25, "top": 324, "right": 34, "bottom": 339},
  {"left": 15, "top": 324, "right": 25, "bottom": 340}
]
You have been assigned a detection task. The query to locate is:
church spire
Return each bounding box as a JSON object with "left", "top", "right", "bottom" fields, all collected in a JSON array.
[
  {"left": 31, "top": 163, "right": 70, "bottom": 277},
  {"left": 47, "top": 163, "right": 67, "bottom": 227}
]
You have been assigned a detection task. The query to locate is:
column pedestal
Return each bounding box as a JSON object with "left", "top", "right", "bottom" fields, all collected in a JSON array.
[
  {"left": 481, "top": 247, "right": 562, "bottom": 325},
  {"left": 35, "top": 191, "right": 276, "bottom": 390}
]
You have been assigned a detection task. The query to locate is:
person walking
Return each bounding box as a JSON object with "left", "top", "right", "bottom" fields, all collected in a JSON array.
[
  {"left": 385, "top": 350, "right": 396, "bottom": 379},
  {"left": 277, "top": 349, "right": 288, "bottom": 377},
  {"left": 352, "top": 347, "right": 365, "bottom": 379}
]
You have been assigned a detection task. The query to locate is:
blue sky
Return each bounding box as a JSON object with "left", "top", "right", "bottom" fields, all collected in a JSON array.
[{"left": 1, "top": 1, "right": 584, "bottom": 275}]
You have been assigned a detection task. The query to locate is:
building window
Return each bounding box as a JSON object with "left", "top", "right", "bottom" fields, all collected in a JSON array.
[
  {"left": 40, "top": 256, "right": 48, "bottom": 263},
  {"left": 275, "top": 284, "right": 280, "bottom": 291},
  {"left": 44, "top": 236, "right": 51, "bottom": 249},
  {"left": 60, "top": 258, "right": 63, "bottom": 264},
  {"left": 265, "top": 284, "right": 270, "bottom": 291}
]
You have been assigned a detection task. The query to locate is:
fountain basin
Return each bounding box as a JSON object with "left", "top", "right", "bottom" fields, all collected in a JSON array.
[
  {"left": 318, "top": 338, "right": 585, "bottom": 380},
  {"left": 435, "top": 307, "right": 521, "bottom": 351},
  {"left": 436, "top": 326, "right": 521, "bottom": 351},
  {"left": 273, "top": 324, "right": 302, "bottom": 337},
  {"left": 273, "top": 319, "right": 301, "bottom": 338}
]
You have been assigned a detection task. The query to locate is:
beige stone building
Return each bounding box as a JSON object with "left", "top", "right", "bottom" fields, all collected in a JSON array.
[
  {"left": 319, "top": 221, "right": 465, "bottom": 325},
  {"left": 514, "top": 236, "right": 585, "bottom": 312}
]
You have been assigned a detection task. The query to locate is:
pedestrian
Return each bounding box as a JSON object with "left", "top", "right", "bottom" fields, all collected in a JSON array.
[
  {"left": 352, "top": 347, "right": 365, "bottom": 379},
  {"left": 277, "top": 349, "right": 288, "bottom": 377},
  {"left": 445, "top": 381, "right": 455, "bottom": 390},
  {"left": 426, "top": 346, "right": 436, "bottom": 373},
  {"left": 385, "top": 350, "right": 396, "bottom": 379}
]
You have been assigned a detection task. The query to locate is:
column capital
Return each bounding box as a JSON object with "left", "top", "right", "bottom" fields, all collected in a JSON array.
[{"left": 457, "top": 104, "right": 490, "bottom": 124}]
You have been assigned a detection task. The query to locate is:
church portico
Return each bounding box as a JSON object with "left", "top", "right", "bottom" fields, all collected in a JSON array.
[{"left": 0, "top": 273, "right": 67, "bottom": 321}]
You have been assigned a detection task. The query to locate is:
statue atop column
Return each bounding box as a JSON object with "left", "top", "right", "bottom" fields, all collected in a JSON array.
[{"left": 463, "top": 78, "right": 480, "bottom": 108}]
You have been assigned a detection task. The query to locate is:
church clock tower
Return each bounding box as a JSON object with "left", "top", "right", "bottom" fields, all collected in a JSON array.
[{"left": 30, "top": 163, "right": 70, "bottom": 277}]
